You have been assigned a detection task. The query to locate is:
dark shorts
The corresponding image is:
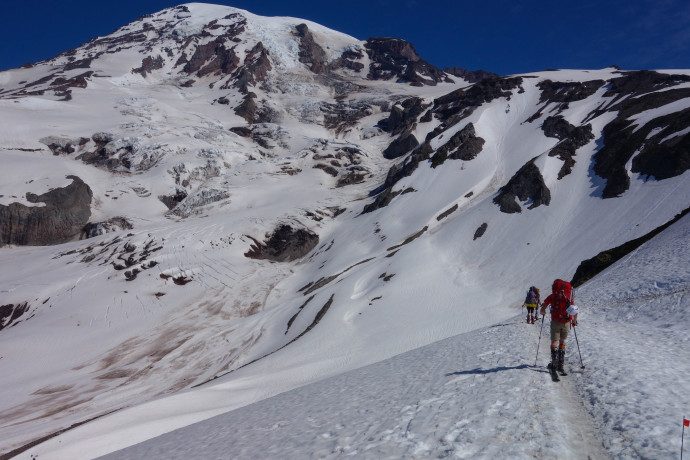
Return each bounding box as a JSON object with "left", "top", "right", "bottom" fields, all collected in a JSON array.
[{"left": 550, "top": 320, "right": 570, "bottom": 342}]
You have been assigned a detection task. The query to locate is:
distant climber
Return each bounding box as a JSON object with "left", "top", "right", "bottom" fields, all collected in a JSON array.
[
  {"left": 540, "top": 279, "right": 579, "bottom": 377},
  {"left": 523, "top": 286, "right": 540, "bottom": 324}
]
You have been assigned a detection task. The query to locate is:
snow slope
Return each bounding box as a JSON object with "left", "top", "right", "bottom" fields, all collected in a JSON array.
[
  {"left": 32, "top": 213, "right": 686, "bottom": 460},
  {"left": 1, "top": 3, "right": 690, "bottom": 459}
]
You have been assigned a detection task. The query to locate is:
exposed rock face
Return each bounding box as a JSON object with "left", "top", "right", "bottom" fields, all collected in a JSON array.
[
  {"left": 244, "top": 224, "right": 319, "bottom": 262},
  {"left": 364, "top": 143, "right": 433, "bottom": 213},
  {"left": 473, "top": 223, "right": 488, "bottom": 240},
  {"left": 493, "top": 160, "right": 551, "bottom": 213},
  {"left": 233, "top": 92, "right": 279, "bottom": 124},
  {"left": 364, "top": 38, "right": 450, "bottom": 86},
  {"left": 231, "top": 42, "right": 272, "bottom": 92},
  {"left": 81, "top": 217, "right": 133, "bottom": 239},
  {"left": 383, "top": 133, "right": 419, "bottom": 159},
  {"left": 430, "top": 123, "right": 485, "bottom": 167},
  {"left": 592, "top": 71, "right": 690, "bottom": 198},
  {"left": 538, "top": 79, "right": 605, "bottom": 104},
  {"left": 525, "top": 79, "right": 605, "bottom": 122},
  {"left": 295, "top": 24, "right": 328, "bottom": 74},
  {"left": 40, "top": 136, "right": 89, "bottom": 155},
  {"left": 0, "top": 302, "right": 30, "bottom": 332},
  {"left": 321, "top": 102, "right": 374, "bottom": 135},
  {"left": 602, "top": 70, "right": 690, "bottom": 101},
  {"left": 132, "top": 55, "right": 165, "bottom": 77},
  {"left": 167, "top": 188, "right": 230, "bottom": 218},
  {"left": 444, "top": 67, "right": 500, "bottom": 83},
  {"left": 0, "top": 176, "right": 92, "bottom": 246},
  {"left": 432, "top": 77, "right": 523, "bottom": 131},
  {"left": 541, "top": 116, "right": 594, "bottom": 179},
  {"left": 382, "top": 97, "right": 430, "bottom": 135},
  {"left": 631, "top": 109, "right": 690, "bottom": 179},
  {"left": 158, "top": 188, "right": 188, "bottom": 210},
  {"left": 329, "top": 48, "right": 365, "bottom": 73},
  {"left": 571, "top": 206, "right": 690, "bottom": 287},
  {"left": 183, "top": 37, "right": 240, "bottom": 77},
  {"left": 50, "top": 71, "right": 94, "bottom": 91}
]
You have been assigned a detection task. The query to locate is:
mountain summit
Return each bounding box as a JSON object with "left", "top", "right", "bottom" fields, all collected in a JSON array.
[{"left": 0, "top": 3, "right": 689, "bottom": 457}]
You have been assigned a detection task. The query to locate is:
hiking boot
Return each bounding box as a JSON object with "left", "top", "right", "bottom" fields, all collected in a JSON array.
[
  {"left": 558, "top": 348, "right": 565, "bottom": 369},
  {"left": 550, "top": 347, "right": 559, "bottom": 370}
]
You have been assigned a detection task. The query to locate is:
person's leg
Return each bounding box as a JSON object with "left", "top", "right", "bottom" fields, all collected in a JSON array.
[
  {"left": 550, "top": 321, "right": 560, "bottom": 369},
  {"left": 557, "top": 325, "right": 569, "bottom": 371}
]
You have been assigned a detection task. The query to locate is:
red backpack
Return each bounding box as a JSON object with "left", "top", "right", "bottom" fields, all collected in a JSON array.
[{"left": 551, "top": 279, "right": 573, "bottom": 322}]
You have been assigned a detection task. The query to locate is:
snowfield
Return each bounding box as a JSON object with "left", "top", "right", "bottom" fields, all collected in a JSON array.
[
  {"left": 1, "top": 3, "right": 689, "bottom": 459},
  {"left": 38, "top": 213, "right": 689, "bottom": 460}
]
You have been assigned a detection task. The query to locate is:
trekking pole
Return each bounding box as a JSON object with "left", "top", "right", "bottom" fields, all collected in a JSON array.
[
  {"left": 534, "top": 313, "right": 546, "bottom": 366},
  {"left": 572, "top": 324, "right": 585, "bottom": 369}
]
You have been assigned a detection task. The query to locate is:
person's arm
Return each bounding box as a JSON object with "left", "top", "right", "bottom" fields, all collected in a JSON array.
[
  {"left": 540, "top": 296, "right": 551, "bottom": 316},
  {"left": 571, "top": 313, "right": 578, "bottom": 327}
]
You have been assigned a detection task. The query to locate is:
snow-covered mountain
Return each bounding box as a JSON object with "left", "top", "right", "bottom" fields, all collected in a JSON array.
[{"left": 1, "top": 3, "right": 689, "bottom": 458}]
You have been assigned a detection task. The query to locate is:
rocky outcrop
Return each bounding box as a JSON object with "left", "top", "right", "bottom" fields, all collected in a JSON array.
[
  {"left": 526, "top": 79, "right": 605, "bottom": 122},
  {"left": 541, "top": 116, "right": 594, "bottom": 179},
  {"left": 167, "top": 188, "right": 229, "bottom": 218},
  {"left": 81, "top": 217, "right": 133, "bottom": 239},
  {"left": 40, "top": 136, "right": 90, "bottom": 155},
  {"left": 231, "top": 42, "right": 272, "bottom": 92},
  {"left": 493, "top": 160, "right": 550, "bottom": 213},
  {"left": 158, "top": 188, "right": 188, "bottom": 210},
  {"left": 183, "top": 38, "right": 240, "bottom": 77},
  {"left": 329, "top": 48, "right": 365, "bottom": 73},
  {"left": 364, "top": 38, "right": 451, "bottom": 86},
  {"left": 0, "top": 302, "right": 31, "bottom": 332},
  {"left": 432, "top": 77, "right": 523, "bottom": 131},
  {"left": 362, "top": 187, "right": 415, "bottom": 214},
  {"left": 132, "top": 55, "right": 165, "bottom": 77},
  {"left": 234, "top": 93, "right": 279, "bottom": 124},
  {"left": 591, "top": 72, "right": 690, "bottom": 198},
  {"left": 364, "top": 143, "right": 432, "bottom": 213},
  {"left": 383, "top": 133, "right": 419, "bottom": 159},
  {"left": 473, "top": 223, "right": 488, "bottom": 240},
  {"left": 571, "top": 206, "right": 690, "bottom": 287},
  {"left": 321, "top": 102, "right": 374, "bottom": 135},
  {"left": 444, "top": 67, "right": 499, "bottom": 83},
  {"left": 430, "top": 123, "right": 485, "bottom": 167},
  {"left": 244, "top": 224, "right": 319, "bottom": 262},
  {"left": 295, "top": 24, "right": 328, "bottom": 74},
  {"left": 76, "top": 133, "right": 163, "bottom": 172},
  {"left": 381, "top": 97, "right": 430, "bottom": 135},
  {"left": 538, "top": 79, "right": 605, "bottom": 104},
  {"left": 602, "top": 70, "right": 690, "bottom": 101},
  {"left": 0, "top": 176, "right": 92, "bottom": 246}
]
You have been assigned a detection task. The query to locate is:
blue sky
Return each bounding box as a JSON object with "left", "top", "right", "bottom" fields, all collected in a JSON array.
[{"left": 1, "top": 0, "right": 689, "bottom": 74}]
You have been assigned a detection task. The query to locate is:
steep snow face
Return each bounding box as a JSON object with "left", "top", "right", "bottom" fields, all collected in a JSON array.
[{"left": 1, "top": 3, "right": 690, "bottom": 458}]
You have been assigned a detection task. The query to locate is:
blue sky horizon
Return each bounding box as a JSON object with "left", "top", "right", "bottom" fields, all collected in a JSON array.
[{"left": 1, "top": 0, "right": 689, "bottom": 75}]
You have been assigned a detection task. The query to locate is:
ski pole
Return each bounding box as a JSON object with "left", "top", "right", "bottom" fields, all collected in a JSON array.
[
  {"left": 572, "top": 324, "right": 585, "bottom": 369},
  {"left": 534, "top": 313, "right": 546, "bottom": 366}
]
